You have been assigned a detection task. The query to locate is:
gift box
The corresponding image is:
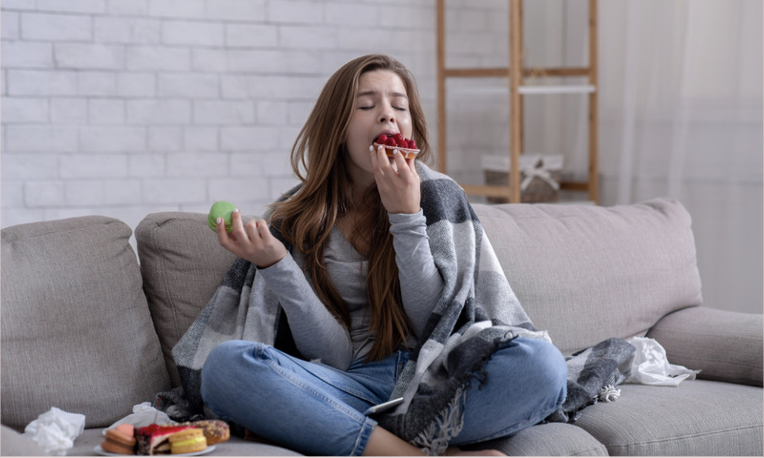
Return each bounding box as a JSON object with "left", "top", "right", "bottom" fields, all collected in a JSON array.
[{"left": 482, "top": 154, "right": 563, "bottom": 203}]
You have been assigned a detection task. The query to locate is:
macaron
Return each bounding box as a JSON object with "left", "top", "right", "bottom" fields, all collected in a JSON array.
[
  {"left": 115, "top": 424, "right": 134, "bottom": 436},
  {"left": 101, "top": 427, "right": 136, "bottom": 455},
  {"left": 207, "top": 201, "right": 236, "bottom": 233},
  {"left": 168, "top": 428, "right": 207, "bottom": 454}
]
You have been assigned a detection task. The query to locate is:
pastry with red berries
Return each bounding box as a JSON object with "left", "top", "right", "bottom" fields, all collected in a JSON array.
[{"left": 372, "top": 133, "right": 420, "bottom": 160}]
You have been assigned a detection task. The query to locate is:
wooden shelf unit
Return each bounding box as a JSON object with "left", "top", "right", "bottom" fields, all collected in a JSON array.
[{"left": 436, "top": 0, "right": 599, "bottom": 204}]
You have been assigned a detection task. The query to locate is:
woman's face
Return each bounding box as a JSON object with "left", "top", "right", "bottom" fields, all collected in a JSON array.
[{"left": 345, "top": 70, "right": 412, "bottom": 188}]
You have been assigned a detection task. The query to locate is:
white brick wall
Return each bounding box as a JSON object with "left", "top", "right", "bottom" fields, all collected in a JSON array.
[{"left": 1, "top": 0, "right": 509, "bottom": 241}]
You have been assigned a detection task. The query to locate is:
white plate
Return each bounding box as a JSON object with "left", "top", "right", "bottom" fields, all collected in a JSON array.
[{"left": 94, "top": 444, "right": 216, "bottom": 456}]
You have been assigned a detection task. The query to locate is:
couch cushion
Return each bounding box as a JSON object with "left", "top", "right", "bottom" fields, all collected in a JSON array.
[
  {"left": 135, "top": 212, "right": 238, "bottom": 387},
  {"left": 466, "top": 422, "right": 607, "bottom": 455},
  {"left": 1, "top": 216, "right": 171, "bottom": 429},
  {"left": 473, "top": 198, "right": 703, "bottom": 355},
  {"left": 573, "top": 380, "right": 763, "bottom": 455}
]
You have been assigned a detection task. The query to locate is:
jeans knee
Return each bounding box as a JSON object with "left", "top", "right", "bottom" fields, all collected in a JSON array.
[
  {"left": 513, "top": 338, "right": 568, "bottom": 399},
  {"left": 203, "top": 340, "right": 248, "bottom": 374},
  {"left": 201, "top": 340, "right": 268, "bottom": 405}
]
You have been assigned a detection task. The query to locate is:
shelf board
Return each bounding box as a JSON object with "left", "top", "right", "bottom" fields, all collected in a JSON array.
[
  {"left": 460, "top": 182, "right": 592, "bottom": 197},
  {"left": 559, "top": 181, "right": 590, "bottom": 191},
  {"left": 443, "top": 67, "right": 591, "bottom": 78},
  {"left": 461, "top": 184, "right": 515, "bottom": 199},
  {"left": 447, "top": 84, "right": 596, "bottom": 96},
  {"left": 462, "top": 184, "right": 596, "bottom": 206},
  {"left": 519, "top": 85, "right": 596, "bottom": 95}
]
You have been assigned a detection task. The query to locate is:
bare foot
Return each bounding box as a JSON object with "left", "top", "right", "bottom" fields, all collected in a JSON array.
[{"left": 445, "top": 446, "right": 505, "bottom": 456}]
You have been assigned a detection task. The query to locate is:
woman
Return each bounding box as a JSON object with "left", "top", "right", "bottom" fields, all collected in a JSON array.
[{"left": 198, "top": 54, "right": 567, "bottom": 456}]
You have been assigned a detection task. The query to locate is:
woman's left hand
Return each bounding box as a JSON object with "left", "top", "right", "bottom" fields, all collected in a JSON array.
[
  {"left": 369, "top": 144, "right": 421, "bottom": 214},
  {"left": 216, "top": 210, "right": 287, "bottom": 268}
]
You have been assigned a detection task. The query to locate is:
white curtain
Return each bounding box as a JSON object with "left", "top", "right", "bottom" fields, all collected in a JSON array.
[{"left": 597, "top": 0, "right": 763, "bottom": 313}]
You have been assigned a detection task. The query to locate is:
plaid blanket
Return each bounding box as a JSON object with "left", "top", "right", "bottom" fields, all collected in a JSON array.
[
  {"left": 545, "top": 337, "right": 636, "bottom": 424},
  {"left": 154, "top": 163, "right": 633, "bottom": 454}
]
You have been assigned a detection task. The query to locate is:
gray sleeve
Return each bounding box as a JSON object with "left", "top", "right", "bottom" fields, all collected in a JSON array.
[
  {"left": 389, "top": 211, "right": 444, "bottom": 339},
  {"left": 257, "top": 253, "right": 353, "bottom": 370}
]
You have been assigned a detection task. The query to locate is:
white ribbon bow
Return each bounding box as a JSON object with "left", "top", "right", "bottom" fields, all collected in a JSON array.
[{"left": 520, "top": 159, "right": 560, "bottom": 192}]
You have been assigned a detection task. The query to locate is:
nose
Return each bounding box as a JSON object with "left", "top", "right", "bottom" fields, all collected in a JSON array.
[
  {"left": 379, "top": 103, "right": 395, "bottom": 124},
  {"left": 379, "top": 113, "right": 394, "bottom": 124}
]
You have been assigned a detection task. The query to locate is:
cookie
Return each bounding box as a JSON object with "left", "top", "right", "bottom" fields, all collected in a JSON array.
[
  {"left": 178, "top": 420, "right": 230, "bottom": 445},
  {"left": 115, "top": 424, "right": 134, "bottom": 436}
]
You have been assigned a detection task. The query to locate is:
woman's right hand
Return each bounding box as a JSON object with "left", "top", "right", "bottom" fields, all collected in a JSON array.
[
  {"left": 370, "top": 143, "right": 421, "bottom": 215},
  {"left": 216, "top": 209, "right": 287, "bottom": 268}
]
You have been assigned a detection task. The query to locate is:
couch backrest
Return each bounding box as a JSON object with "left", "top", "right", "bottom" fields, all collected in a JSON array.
[
  {"left": 1, "top": 216, "right": 171, "bottom": 429},
  {"left": 473, "top": 198, "right": 703, "bottom": 354},
  {"left": 135, "top": 213, "right": 238, "bottom": 387},
  {"left": 136, "top": 198, "right": 704, "bottom": 380}
]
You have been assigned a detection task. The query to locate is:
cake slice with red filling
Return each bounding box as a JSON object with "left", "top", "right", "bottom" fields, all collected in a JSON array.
[{"left": 135, "top": 424, "right": 195, "bottom": 455}]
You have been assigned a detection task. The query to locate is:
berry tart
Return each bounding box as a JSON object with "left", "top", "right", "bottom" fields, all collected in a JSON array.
[{"left": 373, "top": 133, "right": 419, "bottom": 160}]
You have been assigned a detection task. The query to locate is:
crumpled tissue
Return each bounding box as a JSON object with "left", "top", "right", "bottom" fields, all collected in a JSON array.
[
  {"left": 626, "top": 337, "right": 701, "bottom": 386},
  {"left": 102, "top": 402, "right": 172, "bottom": 435},
  {"left": 23, "top": 407, "right": 85, "bottom": 456}
]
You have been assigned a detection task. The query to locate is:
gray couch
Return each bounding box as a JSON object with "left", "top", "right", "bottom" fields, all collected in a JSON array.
[{"left": 2, "top": 198, "right": 762, "bottom": 456}]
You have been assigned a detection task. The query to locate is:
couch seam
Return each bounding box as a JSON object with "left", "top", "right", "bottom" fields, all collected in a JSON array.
[
  {"left": 570, "top": 444, "right": 610, "bottom": 456},
  {"left": 672, "top": 356, "right": 760, "bottom": 368},
  {"left": 650, "top": 327, "right": 762, "bottom": 341},
  {"left": 604, "top": 423, "right": 763, "bottom": 453},
  {"left": 3, "top": 219, "right": 124, "bottom": 243},
  {"left": 571, "top": 450, "right": 608, "bottom": 456},
  {"left": 148, "top": 219, "right": 183, "bottom": 385}
]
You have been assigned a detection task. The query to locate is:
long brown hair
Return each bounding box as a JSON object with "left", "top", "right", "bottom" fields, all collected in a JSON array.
[{"left": 269, "top": 54, "right": 431, "bottom": 362}]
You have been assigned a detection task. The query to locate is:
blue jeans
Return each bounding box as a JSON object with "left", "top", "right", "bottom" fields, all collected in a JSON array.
[{"left": 200, "top": 337, "right": 567, "bottom": 456}]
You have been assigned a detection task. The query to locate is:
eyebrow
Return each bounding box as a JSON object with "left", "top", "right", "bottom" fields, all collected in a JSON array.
[{"left": 357, "top": 90, "right": 408, "bottom": 99}]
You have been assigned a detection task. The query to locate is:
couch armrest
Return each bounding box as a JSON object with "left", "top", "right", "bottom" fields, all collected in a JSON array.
[{"left": 646, "top": 306, "right": 762, "bottom": 387}]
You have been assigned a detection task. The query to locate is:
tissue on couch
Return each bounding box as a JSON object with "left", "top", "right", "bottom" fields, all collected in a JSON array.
[
  {"left": 626, "top": 337, "right": 700, "bottom": 386},
  {"left": 103, "top": 402, "right": 172, "bottom": 435},
  {"left": 23, "top": 407, "right": 85, "bottom": 456}
]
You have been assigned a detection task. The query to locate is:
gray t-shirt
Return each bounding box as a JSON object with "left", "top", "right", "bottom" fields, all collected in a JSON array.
[{"left": 257, "top": 211, "right": 442, "bottom": 370}]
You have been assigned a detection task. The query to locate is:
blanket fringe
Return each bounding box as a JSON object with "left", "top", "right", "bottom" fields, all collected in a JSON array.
[
  {"left": 413, "top": 387, "right": 468, "bottom": 456},
  {"left": 598, "top": 385, "right": 621, "bottom": 403}
]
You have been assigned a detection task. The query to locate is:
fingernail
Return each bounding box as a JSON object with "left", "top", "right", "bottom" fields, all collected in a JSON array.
[
  {"left": 217, "top": 217, "right": 223, "bottom": 224},
  {"left": 393, "top": 148, "right": 399, "bottom": 155},
  {"left": 233, "top": 208, "right": 239, "bottom": 213},
  {"left": 369, "top": 145, "right": 374, "bottom": 152}
]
